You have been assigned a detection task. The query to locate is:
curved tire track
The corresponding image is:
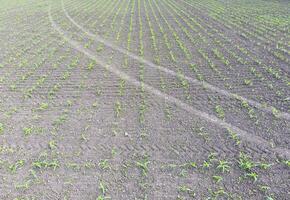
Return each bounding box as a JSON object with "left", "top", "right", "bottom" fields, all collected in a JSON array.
[
  {"left": 49, "top": 5, "right": 290, "bottom": 159},
  {"left": 60, "top": 0, "right": 290, "bottom": 121}
]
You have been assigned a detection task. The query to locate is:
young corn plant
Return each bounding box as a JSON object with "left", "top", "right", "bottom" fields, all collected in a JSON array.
[
  {"left": 0, "top": 123, "right": 4, "bottom": 135},
  {"left": 178, "top": 185, "right": 196, "bottom": 198},
  {"left": 215, "top": 105, "right": 225, "bottom": 119},
  {"left": 114, "top": 101, "right": 122, "bottom": 118},
  {"left": 217, "top": 160, "right": 230, "bottom": 173},
  {"left": 136, "top": 156, "right": 150, "bottom": 176},
  {"left": 96, "top": 181, "right": 110, "bottom": 200}
]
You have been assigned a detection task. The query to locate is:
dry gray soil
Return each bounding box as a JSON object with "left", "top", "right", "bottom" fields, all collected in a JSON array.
[{"left": 0, "top": 0, "right": 289, "bottom": 199}]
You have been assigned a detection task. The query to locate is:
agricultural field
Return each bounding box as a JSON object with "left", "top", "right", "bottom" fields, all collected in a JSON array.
[{"left": 0, "top": 0, "right": 290, "bottom": 199}]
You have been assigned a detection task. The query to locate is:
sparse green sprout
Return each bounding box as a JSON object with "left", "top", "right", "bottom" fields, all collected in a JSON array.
[
  {"left": 271, "top": 107, "right": 280, "bottom": 118},
  {"left": 32, "top": 159, "right": 59, "bottom": 170},
  {"left": 212, "top": 175, "right": 223, "bottom": 183},
  {"left": 84, "top": 162, "right": 95, "bottom": 169},
  {"left": 241, "top": 100, "right": 249, "bottom": 108},
  {"left": 208, "top": 153, "right": 217, "bottom": 162},
  {"left": 177, "top": 71, "right": 189, "bottom": 89},
  {"left": 209, "top": 187, "right": 228, "bottom": 198},
  {"left": 258, "top": 163, "right": 272, "bottom": 170},
  {"left": 0, "top": 123, "right": 4, "bottom": 134},
  {"left": 99, "top": 181, "right": 106, "bottom": 195},
  {"left": 217, "top": 160, "right": 230, "bottom": 173},
  {"left": 99, "top": 160, "right": 111, "bottom": 170},
  {"left": 9, "top": 160, "right": 25, "bottom": 173},
  {"left": 66, "top": 100, "right": 73, "bottom": 107},
  {"left": 246, "top": 172, "right": 258, "bottom": 182},
  {"left": 92, "top": 101, "right": 98, "bottom": 108},
  {"left": 114, "top": 101, "right": 122, "bottom": 117},
  {"left": 189, "top": 63, "right": 197, "bottom": 72},
  {"left": 181, "top": 161, "right": 197, "bottom": 169},
  {"left": 139, "top": 100, "right": 147, "bottom": 123},
  {"left": 258, "top": 185, "right": 270, "bottom": 192},
  {"left": 243, "top": 79, "right": 253, "bottom": 86},
  {"left": 70, "top": 58, "right": 79, "bottom": 68},
  {"left": 48, "top": 140, "right": 56, "bottom": 149},
  {"left": 96, "top": 196, "right": 104, "bottom": 200},
  {"left": 202, "top": 160, "right": 211, "bottom": 169},
  {"left": 62, "top": 71, "right": 70, "bottom": 80},
  {"left": 197, "top": 127, "right": 209, "bottom": 141},
  {"left": 88, "top": 61, "right": 96, "bottom": 71},
  {"left": 238, "top": 152, "right": 255, "bottom": 171},
  {"left": 136, "top": 157, "right": 150, "bottom": 176},
  {"left": 227, "top": 128, "right": 240, "bottom": 145},
  {"left": 39, "top": 103, "right": 48, "bottom": 110},
  {"left": 10, "top": 84, "right": 16, "bottom": 91},
  {"left": 23, "top": 127, "right": 33, "bottom": 136},
  {"left": 15, "top": 180, "right": 31, "bottom": 190},
  {"left": 282, "top": 160, "right": 290, "bottom": 168},
  {"left": 111, "top": 147, "right": 117, "bottom": 157},
  {"left": 265, "top": 196, "right": 275, "bottom": 200},
  {"left": 164, "top": 105, "right": 172, "bottom": 120},
  {"left": 53, "top": 114, "right": 67, "bottom": 126},
  {"left": 66, "top": 162, "right": 80, "bottom": 170},
  {"left": 96, "top": 180, "right": 110, "bottom": 200},
  {"left": 96, "top": 195, "right": 110, "bottom": 200},
  {"left": 179, "top": 169, "right": 188, "bottom": 177},
  {"left": 96, "top": 88, "right": 102, "bottom": 96},
  {"left": 81, "top": 133, "right": 87, "bottom": 141},
  {"left": 30, "top": 169, "right": 37, "bottom": 179},
  {"left": 197, "top": 73, "right": 204, "bottom": 81},
  {"left": 51, "top": 161, "right": 60, "bottom": 170},
  {"left": 215, "top": 105, "right": 225, "bottom": 119},
  {"left": 118, "top": 79, "right": 126, "bottom": 96},
  {"left": 178, "top": 185, "right": 195, "bottom": 197}
]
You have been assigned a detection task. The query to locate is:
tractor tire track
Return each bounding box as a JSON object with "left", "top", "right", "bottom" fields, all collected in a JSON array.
[
  {"left": 61, "top": 0, "right": 290, "bottom": 121},
  {"left": 49, "top": 5, "right": 290, "bottom": 159}
]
